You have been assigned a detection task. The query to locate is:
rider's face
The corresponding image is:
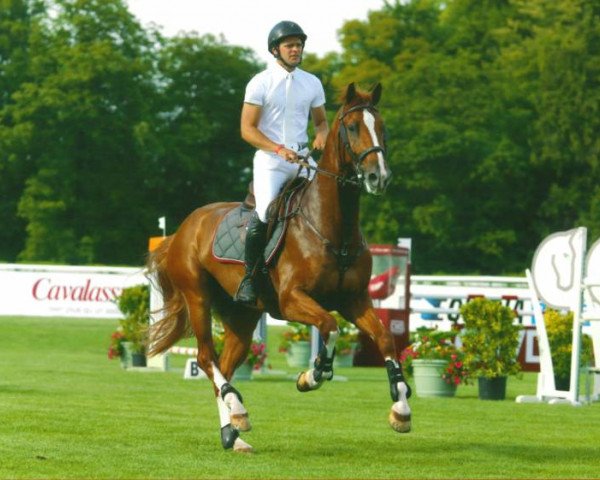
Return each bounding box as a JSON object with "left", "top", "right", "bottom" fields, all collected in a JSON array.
[{"left": 276, "top": 36, "right": 304, "bottom": 67}]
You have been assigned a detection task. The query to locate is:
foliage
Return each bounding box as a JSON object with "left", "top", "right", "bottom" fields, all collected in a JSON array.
[
  {"left": 107, "top": 329, "right": 126, "bottom": 359},
  {"left": 544, "top": 308, "right": 594, "bottom": 379},
  {"left": 400, "top": 326, "right": 469, "bottom": 385},
  {"left": 245, "top": 341, "right": 269, "bottom": 371},
  {"left": 460, "top": 298, "right": 522, "bottom": 378},
  {"left": 1, "top": 0, "right": 599, "bottom": 273},
  {"left": 0, "top": 0, "right": 260, "bottom": 264},
  {"left": 278, "top": 322, "right": 312, "bottom": 353},
  {"left": 108, "top": 284, "right": 149, "bottom": 356},
  {"left": 331, "top": 311, "right": 359, "bottom": 355}
]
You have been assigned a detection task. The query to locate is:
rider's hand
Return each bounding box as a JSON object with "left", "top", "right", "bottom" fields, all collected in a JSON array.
[
  {"left": 275, "top": 146, "right": 298, "bottom": 163},
  {"left": 312, "top": 134, "right": 327, "bottom": 151}
]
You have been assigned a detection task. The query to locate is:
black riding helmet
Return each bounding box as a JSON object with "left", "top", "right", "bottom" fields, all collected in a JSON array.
[{"left": 267, "top": 21, "right": 307, "bottom": 54}]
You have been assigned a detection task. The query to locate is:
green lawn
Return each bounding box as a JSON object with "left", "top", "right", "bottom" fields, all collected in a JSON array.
[{"left": 1, "top": 316, "right": 599, "bottom": 479}]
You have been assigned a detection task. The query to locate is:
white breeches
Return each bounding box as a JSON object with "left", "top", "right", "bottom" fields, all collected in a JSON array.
[{"left": 252, "top": 149, "right": 316, "bottom": 223}]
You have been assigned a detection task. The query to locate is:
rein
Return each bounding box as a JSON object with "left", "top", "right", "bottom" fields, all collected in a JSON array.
[{"left": 293, "top": 152, "right": 361, "bottom": 188}]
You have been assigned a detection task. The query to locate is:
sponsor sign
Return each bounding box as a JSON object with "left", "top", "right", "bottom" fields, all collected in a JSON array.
[{"left": 0, "top": 264, "right": 146, "bottom": 318}]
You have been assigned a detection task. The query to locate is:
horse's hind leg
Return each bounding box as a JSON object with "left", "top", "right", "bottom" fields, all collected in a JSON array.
[
  {"left": 217, "top": 306, "right": 261, "bottom": 430},
  {"left": 210, "top": 298, "right": 261, "bottom": 453},
  {"left": 177, "top": 275, "right": 254, "bottom": 453}
]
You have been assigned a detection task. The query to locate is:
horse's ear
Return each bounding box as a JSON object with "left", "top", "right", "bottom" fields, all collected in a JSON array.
[
  {"left": 371, "top": 83, "right": 382, "bottom": 106},
  {"left": 345, "top": 83, "right": 356, "bottom": 104}
]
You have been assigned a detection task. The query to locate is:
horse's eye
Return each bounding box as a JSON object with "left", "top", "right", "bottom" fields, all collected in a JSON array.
[{"left": 347, "top": 122, "right": 359, "bottom": 134}]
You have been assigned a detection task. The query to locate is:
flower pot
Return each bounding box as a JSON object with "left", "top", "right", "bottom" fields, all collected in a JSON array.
[
  {"left": 412, "top": 359, "right": 457, "bottom": 398},
  {"left": 286, "top": 341, "right": 311, "bottom": 368},
  {"left": 131, "top": 352, "right": 146, "bottom": 367},
  {"left": 478, "top": 376, "right": 507, "bottom": 400},
  {"left": 334, "top": 344, "right": 357, "bottom": 368},
  {"left": 232, "top": 362, "right": 253, "bottom": 381},
  {"left": 120, "top": 341, "right": 133, "bottom": 369}
]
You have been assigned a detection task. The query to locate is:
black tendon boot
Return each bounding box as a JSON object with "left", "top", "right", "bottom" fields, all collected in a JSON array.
[{"left": 234, "top": 213, "right": 267, "bottom": 305}]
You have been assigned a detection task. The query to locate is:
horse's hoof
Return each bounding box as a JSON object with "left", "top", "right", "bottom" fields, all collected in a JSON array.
[
  {"left": 388, "top": 409, "right": 411, "bottom": 433},
  {"left": 296, "top": 371, "right": 322, "bottom": 392},
  {"left": 231, "top": 413, "right": 252, "bottom": 432},
  {"left": 233, "top": 437, "right": 254, "bottom": 453}
]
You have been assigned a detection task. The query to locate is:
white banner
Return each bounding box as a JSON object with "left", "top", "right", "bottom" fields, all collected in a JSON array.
[{"left": 0, "top": 264, "right": 147, "bottom": 318}]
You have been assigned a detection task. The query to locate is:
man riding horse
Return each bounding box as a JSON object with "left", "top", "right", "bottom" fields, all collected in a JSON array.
[
  {"left": 147, "top": 21, "right": 411, "bottom": 453},
  {"left": 235, "top": 20, "right": 329, "bottom": 305}
]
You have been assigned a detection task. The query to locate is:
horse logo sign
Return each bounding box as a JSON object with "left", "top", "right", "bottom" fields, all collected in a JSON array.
[{"left": 531, "top": 227, "right": 586, "bottom": 310}]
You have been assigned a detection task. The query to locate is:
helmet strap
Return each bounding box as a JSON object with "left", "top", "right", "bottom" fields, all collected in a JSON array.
[{"left": 273, "top": 46, "right": 302, "bottom": 70}]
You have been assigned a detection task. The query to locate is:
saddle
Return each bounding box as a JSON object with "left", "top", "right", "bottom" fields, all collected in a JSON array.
[{"left": 212, "top": 179, "right": 307, "bottom": 265}]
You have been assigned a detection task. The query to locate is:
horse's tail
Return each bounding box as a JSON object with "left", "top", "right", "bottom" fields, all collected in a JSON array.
[{"left": 146, "top": 236, "right": 190, "bottom": 356}]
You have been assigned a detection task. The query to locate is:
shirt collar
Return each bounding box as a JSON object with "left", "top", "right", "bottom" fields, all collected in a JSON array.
[{"left": 270, "top": 61, "right": 299, "bottom": 79}]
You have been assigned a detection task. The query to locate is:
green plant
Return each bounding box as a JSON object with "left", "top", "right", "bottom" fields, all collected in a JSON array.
[
  {"left": 278, "top": 322, "right": 311, "bottom": 352},
  {"left": 400, "top": 326, "right": 469, "bottom": 385},
  {"left": 331, "top": 311, "right": 359, "bottom": 355},
  {"left": 460, "top": 298, "right": 522, "bottom": 379},
  {"left": 544, "top": 308, "right": 593, "bottom": 379},
  {"left": 108, "top": 284, "right": 149, "bottom": 357}
]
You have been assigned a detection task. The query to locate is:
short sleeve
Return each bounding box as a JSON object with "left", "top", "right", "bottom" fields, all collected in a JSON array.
[
  {"left": 244, "top": 74, "right": 265, "bottom": 106},
  {"left": 310, "top": 77, "right": 326, "bottom": 108}
]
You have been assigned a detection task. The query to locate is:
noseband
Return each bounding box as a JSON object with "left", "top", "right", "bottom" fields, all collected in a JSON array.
[{"left": 337, "top": 103, "right": 386, "bottom": 187}]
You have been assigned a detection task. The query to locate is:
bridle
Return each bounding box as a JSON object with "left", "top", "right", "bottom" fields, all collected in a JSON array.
[
  {"left": 337, "top": 103, "right": 386, "bottom": 186},
  {"left": 295, "top": 103, "right": 386, "bottom": 188}
]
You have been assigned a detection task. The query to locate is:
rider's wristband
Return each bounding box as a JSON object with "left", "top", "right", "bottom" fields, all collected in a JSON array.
[{"left": 274, "top": 144, "right": 285, "bottom": 154}]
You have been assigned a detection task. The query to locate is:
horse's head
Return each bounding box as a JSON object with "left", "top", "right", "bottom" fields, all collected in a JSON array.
[{"left": 336, "top": 83, "right": 392, "bottom": 194}]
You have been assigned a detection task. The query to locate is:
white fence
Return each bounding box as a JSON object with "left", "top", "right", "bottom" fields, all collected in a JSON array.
[{"left": 0, "top": 263, "right": 145, "bottom": 318}]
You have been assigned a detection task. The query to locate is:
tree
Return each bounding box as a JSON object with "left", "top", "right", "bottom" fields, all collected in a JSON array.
[
  {"left": 0, "top": 0, "right": 45, "bottom": 261},
  {"left": 9, "top": 0, "right": 158, "bottom": 264},
  {"left": 143, "top": 34, "right": 261, "bottom": 228}
]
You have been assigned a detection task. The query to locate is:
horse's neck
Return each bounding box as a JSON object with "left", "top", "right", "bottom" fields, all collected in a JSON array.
[{"left": 303, "top": 142, "right": 362, "bottom": 246}]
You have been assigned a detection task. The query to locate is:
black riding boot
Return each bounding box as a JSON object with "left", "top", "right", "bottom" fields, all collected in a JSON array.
[{"left": 234, "top": 213, "right": 267, "bottom": 305}]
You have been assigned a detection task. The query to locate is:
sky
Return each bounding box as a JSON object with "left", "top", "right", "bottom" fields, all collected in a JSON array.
[{"left": 126, "top": 0, "right": 386, "bottom": 63}]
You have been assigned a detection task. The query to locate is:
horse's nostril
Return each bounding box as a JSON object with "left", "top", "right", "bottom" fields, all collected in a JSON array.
[{"left": 368, "top": 173, "right": 378, "bottom": 185}]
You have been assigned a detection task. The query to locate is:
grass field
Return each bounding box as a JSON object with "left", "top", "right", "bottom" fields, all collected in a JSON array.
[{"left": 1, "top": 316, "right": 599, "bottom": 479}]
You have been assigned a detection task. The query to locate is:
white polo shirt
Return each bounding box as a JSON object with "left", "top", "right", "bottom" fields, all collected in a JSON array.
[{"left": 244, "top": 63, "right": 325, "bottom": 148}]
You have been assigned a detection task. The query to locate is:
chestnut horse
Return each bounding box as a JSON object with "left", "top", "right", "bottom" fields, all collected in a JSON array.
[{"left": 147, "top": 83, "right": 412, "bottom": 453}]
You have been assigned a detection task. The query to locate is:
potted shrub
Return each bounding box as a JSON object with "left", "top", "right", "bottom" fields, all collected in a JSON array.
[
  {"left": 400, "top": 326, "right": 469, "bottom": 397},
  {"left": 544, "top": 308, "right": 594, "bottom": 390},
  {"left": 108, "top": 284, "right": 149, "bottom": 368},
  {"left": 331, "top": 311, "right": 359, "bottom": 368},
  {"left": 460, "top": 298, "right": 522, "bottom": 400},
  {"left": 279, "top": 322, "right": 312, "bottom": 368}
]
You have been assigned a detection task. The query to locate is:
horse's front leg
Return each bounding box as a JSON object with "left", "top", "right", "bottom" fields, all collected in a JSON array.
[
  {"left": 343, "top": 296, "right": 412, "bottom": 433},
  {"left": 278, "top": 288, "right": 339, "bottom": 392}
]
